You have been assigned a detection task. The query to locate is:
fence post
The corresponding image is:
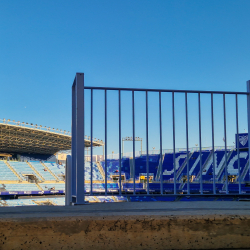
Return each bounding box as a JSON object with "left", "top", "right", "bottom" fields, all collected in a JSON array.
[
  {"left": 72, "top": 78, "right": 76, "bottom": 201},
  {"left": 65, "top": 155, "right": 72, "bottom": 206},
  {"left": 247, "top": 80, "right": 250, "bottom": 182},
  {"left": 75, "top": 73, "right": 85, "bottom": 204}
]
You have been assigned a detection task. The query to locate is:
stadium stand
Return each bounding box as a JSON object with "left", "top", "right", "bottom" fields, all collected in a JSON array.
[
  {"left": 162, "top": 152, "right": 187, "bottom": 180},
  {"left": 1, "top": 147, "right": 250, "bottom": 206},
  {"left": 43, "top": 162, "right": 65, "bottom": 180},
  {"left": 0, "top": 196, "right": 127, "bottom": 207},
  {"left": 0, "top": 161, "right": 19, "bottom": 181},
  {"left": 39, "top": 183, "right": 65, "bottom": 191},
  {"left": 30, "top": 161, "right": 56, "bottom": 181},
  {"left": 123, "top": 183, "right": 144, "bottom": 192},
  {"left": 8, "top": 161, "right": 42, "bottom": 181},
  {"left": 3, "top": 183, "right": 40, "bottom": 191},
  {"left": 134, "top": 155, "right": 160, "bottom": 180},
  {"left": 85, "top": 162, "right": 103, "bottom": 181},
  {"left": 129, "top": 196, "right": 176, "bottom": 202}
]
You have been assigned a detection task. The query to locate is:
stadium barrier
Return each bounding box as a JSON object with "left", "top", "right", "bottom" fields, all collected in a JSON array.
[
  {"left": 0, "top": 190, "right": 64, "bottom": 196},
  {"left": 69, "top": 73, "right": 250, "bottom": 205}
]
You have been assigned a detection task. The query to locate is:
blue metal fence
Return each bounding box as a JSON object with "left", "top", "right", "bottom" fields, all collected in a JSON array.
[{"left": 68, "top": 72, "right": 250, "bottom": 205}]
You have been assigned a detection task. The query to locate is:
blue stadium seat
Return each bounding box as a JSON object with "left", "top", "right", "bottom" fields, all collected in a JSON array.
[
  {"left": 0, "top": 161, "right": 19, "bottom": 181},
  {"left": 30, "top": 161, "right": 56, "bottom": 181}
]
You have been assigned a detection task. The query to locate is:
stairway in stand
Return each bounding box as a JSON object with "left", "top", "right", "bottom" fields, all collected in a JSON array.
[
  {"left": 41, "top": 162, "right": 60, "bottom": 182},
  {"left": 4, "top": 161, "right": 23, "bottom": 181},
  {"left": 26, "top": 162, "right": 45, "bottom": 182}
]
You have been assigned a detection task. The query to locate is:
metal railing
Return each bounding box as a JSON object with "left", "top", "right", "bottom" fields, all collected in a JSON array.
[{"left": 69, "top": 73, "right": 250, "bottom": 205}]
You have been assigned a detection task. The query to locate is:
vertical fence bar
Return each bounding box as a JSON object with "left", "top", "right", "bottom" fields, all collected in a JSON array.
[
  {"left": 159, "top": 92, "right": 163, "bottom": 195},
  {"left": 71, "top": 79, "right": 76, "bottom": 199},
  {"left": 198, "top": 93, "right": 203, "bottom": 194},
  {"left": 185, "top": 92, "right": 190, "bottom": 194},
  {"left": 223, "top": 94, "right": 228, "bottom": 194},
  {"left": 172, "top": 92, "right": 176, "bottom": 195},
  {"left": 90, "top": 89, "right": 93, "bottom": 195},
  {"left": 236, "top": 94, "right": 241, "bottom": 194},
  {"left": 105, "top": 89, "right": 107, "bottom": 196},
  {"left": 247, "top": 81, "right": 250, "bottom": 187},
  {"left": 211, "top": 93, "right": 216, "bottom": 194},
  {"left": 76, "top": 73, "right": 85, "bottom": 204},
  {"left": 132, "top": 91, "right": 136, "bottom": 195},
  {"left": 65, "top": 155, "right": 72, "bottom": 205},
  {"left": 146, "top": 91, "right": 149, "bottom": 195},
  {"left": 119, "top": 90, "right": 122, "bottom": 196},
  {"left": 122, "top": 139, "right": 124, "bottom": 158}
]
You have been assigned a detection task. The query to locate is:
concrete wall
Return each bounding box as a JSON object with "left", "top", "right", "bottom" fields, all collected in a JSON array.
[{"left": 1, "top": 214, "right": 250, "bottom": 249}]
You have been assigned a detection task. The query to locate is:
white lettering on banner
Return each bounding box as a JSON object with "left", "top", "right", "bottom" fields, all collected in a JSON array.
[
  {"left": 161, "top": 152, "right": 249, "bottom": 177},
  {"left": 215, "top": 154, "right": 225, "bottom": 175},
  {"left": 163, "top": 154, "right": 187, "bottom": 175},
  {"left": 202, "top": 155, "right": 214, "bottom": 175},
  {"left": 189, "top": 155, "right": 201, "bottom": 175},
  {"left": 227, "top": 152, "right": 248, "bottom": 175}
]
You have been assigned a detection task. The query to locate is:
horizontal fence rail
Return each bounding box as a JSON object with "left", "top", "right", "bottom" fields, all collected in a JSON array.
[
  {"left": 84, "top": 86, "right": 248, "bottom": 95},
  {"left": 70, "top": 73, "right": 250, "bottom": 205}
]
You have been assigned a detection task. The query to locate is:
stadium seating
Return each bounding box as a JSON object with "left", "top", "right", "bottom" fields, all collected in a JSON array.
[
  {"left": 30, "top": 162, "right": 56, "bottom": 180},
  {"left": 215, "top": 151, "right": 229, "bottom": 180},
  {"left": 48, "top": 198, "right": 65, "bottom": 206},
  {"left": 1, "top": 147, "right": 250, "bottom": 207},
  {"left": 98, "top": 196, "right": 116, "bottom": 202},
  {"left": 101, "top": 159, "right": 130, "bottom": 180},
  {"left": 0, "top": 161, "right": 19, "bottom": 181},
  {"left": 162, "top": 152, "right": 187, "bottom": 179},
  {"left": 191, "top": 151, "right": 211, "bottom": 178},
  {"left": 134, "top": 155, "right": 160, "bottom": 180},
  {"left": 122, "top": 158, "right": 131, "bottom": 179},
  {"left": 39, "top": 183, "right": 65, "bottom": 191},
  {"left": 115, "top": 196, "right": 127, "bottom": 202},
  {"left": 148, "top": 183, "right": 184, "bottom": 193},
  {"left": 123, "top": 182, "right": 143, "bottom": 192},
  {"left": 180, "top": 196, "right": 215, "bottom": 201},
  {"left": 227, "top": 183, "right": 250, "bottom": 193},
  {"left": 4, "top": 199, "right": 37, "bottom": 206},
  {"left": 84, "top": 162, "right": 103, "bottom": 181},
  {"left": 84, "top": 183, "right": 119, "bottom": 192},
  {"left": 4, "top": 183, "right": 40, "bottom": 191},
  {"left": 129, "top": 196, "right": 176, "bottom": 202},
  {"left": 44, "top": 162, "right": 65, "bottom": 180},
  {"left": 9, "top": 161, "right": 42, "bottom": 181}
]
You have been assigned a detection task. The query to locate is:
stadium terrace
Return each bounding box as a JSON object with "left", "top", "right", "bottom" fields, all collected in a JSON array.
[{"left": 1, "top": 145, "right": 250, "bottom": 206}]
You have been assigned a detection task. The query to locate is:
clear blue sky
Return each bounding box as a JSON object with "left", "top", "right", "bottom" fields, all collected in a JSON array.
[{"left": 1, "top": 1, "right": 250, "bottom": 155}]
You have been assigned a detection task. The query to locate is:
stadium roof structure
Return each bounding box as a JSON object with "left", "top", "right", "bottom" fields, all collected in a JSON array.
[{"left": 0, "top": 120, "right": 104, "bottom": 155}]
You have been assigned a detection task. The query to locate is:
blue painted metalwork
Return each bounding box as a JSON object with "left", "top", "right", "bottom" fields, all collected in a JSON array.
[
  {"left": 90, "top": 89, "right": 93, "bottom": 195},
  {"left": 223, "top": 94, "right": 228, "bottom": 194},
  {"left": 159, "top": 92, "right": 163, "bottom": 195},
  {"left": 236, "top": 94, "right": 241, "bottom": 194},
  {"left": 119, "top": 90, "right": 122, "bottom": 195},
  {"left": 185, "top": 93, "right": 190, "bottom": 195},
  {"left": 132, "top": 91, "right": 135, "bottom": 195},
  {"left": 198, "top": 93, "right": 203, "bottom": 194},
  {"left": 70, "top": 73, "right": 250, "bottom": 203},
  {"left": 211, "top": 94, "right": 216, "bottom": 195},
  {"left": 247, "top": 80, "right": 250, "bottom": 188}
]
